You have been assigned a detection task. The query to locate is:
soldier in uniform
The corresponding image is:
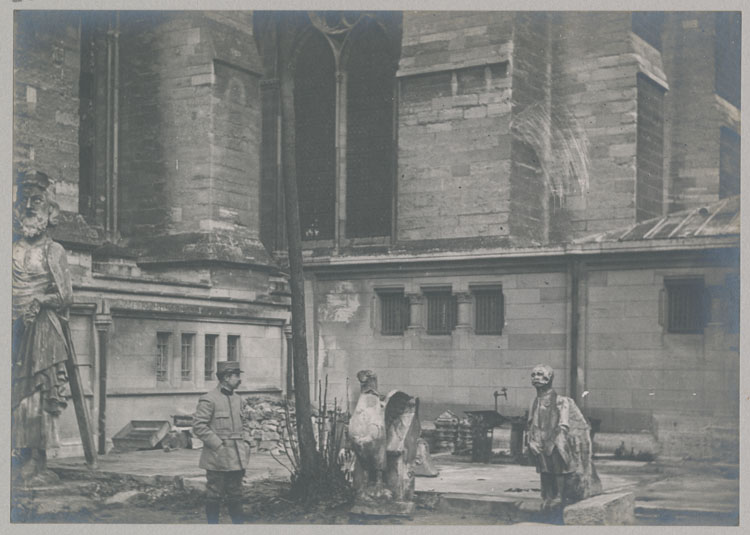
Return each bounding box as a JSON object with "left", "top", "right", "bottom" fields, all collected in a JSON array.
[{"left": 192, "top": 361, "right": 252, "bottom": 524}]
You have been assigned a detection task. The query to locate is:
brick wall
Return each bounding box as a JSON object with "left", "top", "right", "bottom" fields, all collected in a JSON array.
[
  {"left": 396, "top": 12, "right": 514, "bottom": 242},
  {"left": 14, "top": 11, "right": 81, "bottom": 212}
]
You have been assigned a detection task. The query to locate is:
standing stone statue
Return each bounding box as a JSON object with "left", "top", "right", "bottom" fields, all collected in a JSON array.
[
  {"left": 12, "top": 171, "right": 73, "bottom": 486},
  {"left": 340, "top": 370, "right": 421, "bottom": 515},
  {"left": 526, "top": 364, "right": 601, "bottom": 510}
]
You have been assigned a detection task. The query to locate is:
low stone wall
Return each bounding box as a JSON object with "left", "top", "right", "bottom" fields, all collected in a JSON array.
[
  {"left": 653, "top": 414, "right": 739, "bottom": 462},
  {"left": 242, "top": 396, "right": 295, "bottom": 455}
]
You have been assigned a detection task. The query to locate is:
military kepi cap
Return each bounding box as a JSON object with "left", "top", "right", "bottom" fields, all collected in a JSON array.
[{"left": 217, "top": 361, "right": 244, "bottom": 375}]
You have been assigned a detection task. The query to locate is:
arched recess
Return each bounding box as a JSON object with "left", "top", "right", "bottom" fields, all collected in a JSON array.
[
  {"left": 344, "top": 20, "right": 398, "bottom": 238},
  {"left": 294, "top": 30, "right": 336, "bottom": 240}
]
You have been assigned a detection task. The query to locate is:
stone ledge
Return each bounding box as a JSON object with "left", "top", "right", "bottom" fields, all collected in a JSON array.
[{"left": 563, "top": 491, "right": 635, "bottom": 525}]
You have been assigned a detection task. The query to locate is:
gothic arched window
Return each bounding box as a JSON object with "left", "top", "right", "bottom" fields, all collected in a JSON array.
[
  {"left": 345, "top": 21, "right": 396, "bottom": 238},
  {"left": 294, "top": 31, "right": 336, "bottom": 240}
]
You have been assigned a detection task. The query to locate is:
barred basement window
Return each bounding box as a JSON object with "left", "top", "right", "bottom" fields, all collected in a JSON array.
[
  {"left": 425, "top": 289, "right": 457, "bottom": 335},
  {"left": 181, "top": 334, "right": 195, "bottom": 381},
  {"left": 156, "top": 333, "right": 171, "bottom": 382},
  {"left": 227, "top": 335, "right": 240, "bottom": 362},
  {"left": 204, "top": 334, "right": 218, "bottom": 380},
  {"left": 665, "top": 279, "right": 706, "bottom": 334},
  {"left": 378, "top": 290, "right": 410, "bottom": 335},
  {"left": 473, "top": 287, "right": 504, "bottom": 335}
]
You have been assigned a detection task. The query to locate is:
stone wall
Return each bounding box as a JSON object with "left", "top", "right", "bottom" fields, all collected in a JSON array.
[
  {"left": 309, "top": 267, "right": 570, "bottom": 421},
  {"left": 509, "top": 12, "right": 550, "bottom": 244},
  {"left": 14, "top": 11, "right": 82, "bottom": 212},
  {"left": 663, "top": 13, "right": 732, "bottom": 212},
  {"left": 549, "top": 12, "right": 639, "bottom": 238},
  {"left": 396, "top": 11, "right": 514, "bottom": 243},
  {"left": 107, "top": 316, "right": 283, "bottom": 393},
  {"left": 582, "top": 263, "right": 740, "bottom": 432},
  {"left": 117, "top": 12, "right": 263, "bottom": 239}
]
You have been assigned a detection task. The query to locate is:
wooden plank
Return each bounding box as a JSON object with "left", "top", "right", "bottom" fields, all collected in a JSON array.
[{"left": 64, "top": 327, "right": 98, "bottom": 469}]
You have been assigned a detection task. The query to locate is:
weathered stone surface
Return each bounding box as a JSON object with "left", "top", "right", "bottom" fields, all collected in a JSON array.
[
  {"left": 562, "top": 491, "right": 635, "bottom": 525},
  {"left": 103, "top": 489, "right": 143, "bottom": 505}
]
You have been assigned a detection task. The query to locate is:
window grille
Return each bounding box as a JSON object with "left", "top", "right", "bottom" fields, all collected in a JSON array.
[
  {"left": 204, "top": 334, "right": 218, "bottom": 380},
  {"left": 474, "top": 288, "right": 504, "bottom": 335},
  {"left": 425, "top": 290, "right": 457, "bottom": 335},
  {"left": 181, "top": 334, "right": 194, "bottom": 381},
  {"left": 227, "top": 335, "right": 240, "bottom": 362},
  {"left": 665, "top": 279, "right": 706, "bottom": 333},
  {"left": 378, "top": 291, "right": 410, "bottom": 335},
  {"left": 156, "top": 333, "right": 170, "bottom": 382}
]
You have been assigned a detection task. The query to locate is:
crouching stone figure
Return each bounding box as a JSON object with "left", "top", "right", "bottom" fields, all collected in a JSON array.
[
  {"left": 340, "top": 370, "right": 421, "bottom": 515},
  {"left": 526, "top": 364, "right": 601, "bottom": 510}
]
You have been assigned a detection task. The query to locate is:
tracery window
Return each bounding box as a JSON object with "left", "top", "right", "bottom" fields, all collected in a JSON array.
[{"left": 293, "top": 12, "right": 399, "bottom": 243}]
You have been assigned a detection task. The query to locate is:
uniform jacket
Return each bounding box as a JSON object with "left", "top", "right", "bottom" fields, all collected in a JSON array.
[{"left": 193, "top": 385, "right": 252, "bottom": 471}]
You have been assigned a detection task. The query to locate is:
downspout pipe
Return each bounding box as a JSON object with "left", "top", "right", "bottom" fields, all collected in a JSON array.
[
  {"left": 569, "top": 258, "right": 581, "bottom": 403},
  {"left": 104, "top": 18, "right": 112, "bottom": 234},
  {"left": 111, "top": 11, "right": 120, "bottom": 237}
]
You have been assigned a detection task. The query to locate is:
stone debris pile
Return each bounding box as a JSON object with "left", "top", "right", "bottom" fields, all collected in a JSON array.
[{"left": 241, "top": 396, "right": 296, "bottom": 455}]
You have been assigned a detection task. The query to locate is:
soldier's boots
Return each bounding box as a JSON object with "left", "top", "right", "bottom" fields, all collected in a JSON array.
[
  {"left": 227, "top": 501, "right": 244, "bottom": 524},
  {"left": 205, "top": 500, "right": 220, "bottom": 524}
]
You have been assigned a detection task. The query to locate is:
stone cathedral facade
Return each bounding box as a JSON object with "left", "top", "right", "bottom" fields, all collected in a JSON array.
[{"left": 13, "top": 11, "right": 740, "bottom": 460}]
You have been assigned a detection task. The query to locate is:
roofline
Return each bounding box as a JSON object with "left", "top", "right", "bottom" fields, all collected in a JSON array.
[{"left": 302, "top": 236, "right": 740, "bottom": 268}]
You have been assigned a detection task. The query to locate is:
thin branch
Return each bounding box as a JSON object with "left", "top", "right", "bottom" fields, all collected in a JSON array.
[{"left": 269, "top": 450, "right": 294, "bottom": 475}]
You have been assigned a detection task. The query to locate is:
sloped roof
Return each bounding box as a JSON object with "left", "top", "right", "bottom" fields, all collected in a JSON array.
[{"left": 574, "top": 195, "right": 740, "bottom": 245}]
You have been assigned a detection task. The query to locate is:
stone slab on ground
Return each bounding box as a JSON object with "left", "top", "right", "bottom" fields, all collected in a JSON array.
[
  {"left": 563, "top": 491, "right": 635, "bottom": 525},
  {"left": 434, "top": 492, "right": 526, "bottom": 520}
]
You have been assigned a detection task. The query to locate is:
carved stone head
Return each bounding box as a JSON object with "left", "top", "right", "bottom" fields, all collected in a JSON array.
[
  {"left": 356, "top": 369, "right": 378, "bottom": 393},
  {"left": 531, "top": 364, "right": 555, "bottom": 389},
  {"left": 14, "top": 170, "right": 59, "bottom": 239}
]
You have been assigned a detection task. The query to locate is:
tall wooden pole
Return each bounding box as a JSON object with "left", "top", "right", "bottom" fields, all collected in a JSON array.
[{"left": 279, "top": 34, "right": 318, "bottom": 476}]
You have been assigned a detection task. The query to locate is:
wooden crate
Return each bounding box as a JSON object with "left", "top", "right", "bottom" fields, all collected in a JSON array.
[{"left": 112, "top": 420, "right": 171, "bottom": 450}]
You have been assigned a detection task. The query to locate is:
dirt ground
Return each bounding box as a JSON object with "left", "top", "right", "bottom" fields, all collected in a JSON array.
[{"left": 10, "top": 476, "right": 518, "bottom": 525}]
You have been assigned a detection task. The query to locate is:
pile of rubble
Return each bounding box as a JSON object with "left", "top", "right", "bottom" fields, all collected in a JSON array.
[{"left": 241, "top": 396, "right": 296, "bottom": 455}]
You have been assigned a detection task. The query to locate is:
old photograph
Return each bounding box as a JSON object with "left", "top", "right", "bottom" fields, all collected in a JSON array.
[{"left": 9, "top": 6, "right": 742, "bottom": 527}]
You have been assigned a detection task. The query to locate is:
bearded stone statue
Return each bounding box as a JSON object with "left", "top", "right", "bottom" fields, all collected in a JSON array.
[{"left": 12, "top": 170, "right": 74, "bottom": 486}]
